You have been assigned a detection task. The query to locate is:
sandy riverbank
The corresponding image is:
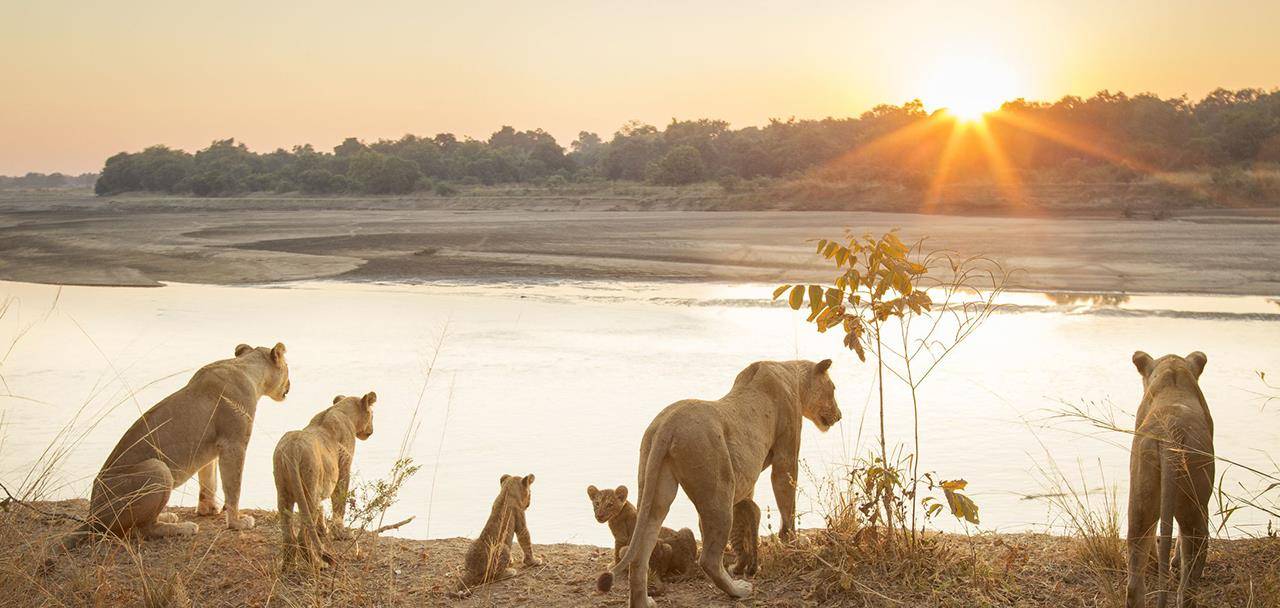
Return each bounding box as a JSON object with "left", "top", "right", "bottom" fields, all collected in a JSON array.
[
  {"left": 2, "top": 500, "right": 1277, "bottom": 607},
  {"left": 0, "top": 192, "right": 1278, "bottom": 295}
]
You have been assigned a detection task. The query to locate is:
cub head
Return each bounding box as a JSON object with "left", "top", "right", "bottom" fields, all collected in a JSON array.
[
  {"left": 499, "top": 474, "right": 535, "bottom": 509},
  {"left": 1132, "top": 350, "right": 1207, "bottom": 391},
  {"left": 332, "top": 391, "right": 377, "bottom": 440},
  {"left": 586, "top": 485, "right": 629, "bottom": 523},
  {"left": 236, "top": 342, "right": 290, "bottom": 401},
  {"left": 801, "top": 358, "right": 841, "bottom": 432}
]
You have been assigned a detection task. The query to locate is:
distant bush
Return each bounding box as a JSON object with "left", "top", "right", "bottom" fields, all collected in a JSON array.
[
  {"left": 647, "top": 145, "right": 706, "bottom": 185},
  {"left": 433, "top": 181, "right": 459, "bottom": 197}
]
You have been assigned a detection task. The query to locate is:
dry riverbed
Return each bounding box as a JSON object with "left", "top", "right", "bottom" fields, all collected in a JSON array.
[
  {"left": 0, "top": 192, "right": 1278, "bottom": 295},
  {"left": 2, "top": 500, "right": 1277, "bottom": 607}
]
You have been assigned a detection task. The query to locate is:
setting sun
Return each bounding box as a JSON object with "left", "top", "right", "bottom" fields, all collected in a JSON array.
[{"left": 920, "top": 55, "right": 1020, "bottom": 121}]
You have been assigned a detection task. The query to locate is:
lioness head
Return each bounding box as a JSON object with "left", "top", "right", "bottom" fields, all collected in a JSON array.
[
  {"left": 235, "top": 342, "right": 290, "bottom": 401},
  {"left": 802, "top": 358, "right": 841, "bottom": 432},
  {"left": 499, "top": 474, "right": 535, "bottom": 509},
  {"left": 586, "top": 485, "right": 629, "bottom": 523},
  {"left": 1132, "top": 350, "right": 1207, "bottom": 391},
  {"left": 331, "top": 392, "right": 377, "bottom": 440}
]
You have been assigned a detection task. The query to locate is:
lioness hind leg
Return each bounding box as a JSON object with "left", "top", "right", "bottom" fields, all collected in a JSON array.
[
  {"left": 628, "top": 465, "right": 679, "bottom": 608},
  {"left": 731, "top": 499, "right": 760, "bottom": 576},
  {"left": 90, "top": 458, "right": 175, "bottom": 539},
  {"left": 1126, "top": 442, "right": 1160, "bottom": 608},
  {"left": 675, "top": 462, "right": 750, "bottom": 599},
  {"left": 278, "top": 497, "right": 297, "bottom": 568}
]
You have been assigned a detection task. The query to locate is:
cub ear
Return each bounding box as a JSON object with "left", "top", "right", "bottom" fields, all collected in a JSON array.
[
  {"left": 1186, "top": 351, "right": 1208, "bottom": 378},
  {"left": 1132, "top": 351, "right": 1154, "bottom": 376},
  {"left": 523, "top": 474, "right": 535, "bottom": 487},
  {"left": 500, "top": 474, "right": 511, "bottom": 484},
  {"left": 332, "top": 395, "right": 345, "bottom": 405},
  {"left": 361, "top": 391, "right": 377, "bottom": 409},
  {"left": 615, "top": 485, "right": 628, "bottom": 501},
  {"left": 272, "top": 342, "right": 287, "bottom": 363},
  {"left": 587, "top": 485, "right": 599, "bottom": 499},
  {"left": 816, "top": 359, "right": 833, "bottom": 374},
  {"left": 235, "top": 344, "right": 253, "bottom": 357}
]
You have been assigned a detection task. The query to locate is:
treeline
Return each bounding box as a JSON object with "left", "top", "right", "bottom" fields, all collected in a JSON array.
[
  {"left": 0, "top": 172, "right": 98, "bottom": 191},
  {"left": 93, "top": 88, "right": 1280, "bottom": 197}
]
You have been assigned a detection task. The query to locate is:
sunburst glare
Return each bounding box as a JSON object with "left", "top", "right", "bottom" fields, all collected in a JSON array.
[{"left": 920, "top": 55, "right": 1019, "bottom": 121}]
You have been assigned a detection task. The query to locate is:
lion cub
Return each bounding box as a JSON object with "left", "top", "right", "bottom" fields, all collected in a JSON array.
[
  {"left": 453, "top": 474, "right": 542, "bottom": 596},
  {"left": 588, "top": 484, "right": 697, "bottom": 593},
  {"left": 272, "top": 392, "right": 376, "bottom": 569}
]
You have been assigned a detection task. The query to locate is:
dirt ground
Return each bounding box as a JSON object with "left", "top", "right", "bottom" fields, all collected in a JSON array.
[
  {"left": 0, "top": 191, "right": 1278, "bottom": 295},
  {"left": 3, "top": 500, "right": 1277, "bottom": 607}
]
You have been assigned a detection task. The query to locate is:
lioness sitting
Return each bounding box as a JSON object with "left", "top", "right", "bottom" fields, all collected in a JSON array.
[
  {"left": 273, "top": 392, "right": 377, "bottom": 569},
  {"left": 598, "top": 359, "right": 841, "bottom": 608},
  {"left": 1126, "top": 351, "right": 1214, "bottom": 608},
  {"left": 453, "top": 474, "right": 542, "bottom": 597},
  {"left": 46, "top": 343, "right": 290, "bottom": 563},
  {"left": 588, "top": 484, "right": 697, "bottom": 594}
]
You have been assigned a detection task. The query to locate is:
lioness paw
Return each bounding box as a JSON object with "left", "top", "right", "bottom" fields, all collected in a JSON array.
[
  {"left": 729, "top": 580, "right": 753, "bottom": 599},
  {"left": 523, "top": 555, "right": 543, "bottom": 567},
  {"left": 196, "top": 499, "right": 222, "bottom": 516},
  {"left": 176, "top": 522, "right": 199, "bottom": 536},
  {"left": 227, "top": 513, "right": 256, "bottom": 530},
  {"left": 156, "top": 513, "right": 179, "bottom": 524}
]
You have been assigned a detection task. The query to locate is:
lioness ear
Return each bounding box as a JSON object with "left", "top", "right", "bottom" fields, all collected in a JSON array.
[
  {"left": 272, "top": 342, "right": 287, "bottom": 363},
  {"left": 500, "top": 474, "right": 511, "bottom": 484},
  {"left": 587, "top": 485, "right": 599, "bottom": 499},
  {"left": 235, "top": 344, "right": 253, "bottom": 357},
  {"left": 523, "top": 474, "right": 535, "bottom": 487},
  {"left": 362, "top": 391, "right": 377, "bottom": 409},
  {"left": 332, "top": 395, "right": 344, "bottom": 405},
  {"left": 615, "top": 485, "right": 628, "bottom": 501},
  {"left": 1186, "top": 351, "right": 1207, "bottom": 378},
  {"left": 1132, "top": 351, "right": 1154, "bottom": 376},
  {"left": 816, "top": 359, "right": 832, "bottom": 374}
]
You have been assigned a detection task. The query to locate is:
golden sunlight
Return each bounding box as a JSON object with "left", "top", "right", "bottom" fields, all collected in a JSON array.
[{"left": 920, "top": 55, "right": 1019, "bottom": 121}]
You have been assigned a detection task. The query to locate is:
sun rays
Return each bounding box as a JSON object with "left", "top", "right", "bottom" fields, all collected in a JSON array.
[{"left": 825, "top": 87, "right": 1160, "bottom": 212}]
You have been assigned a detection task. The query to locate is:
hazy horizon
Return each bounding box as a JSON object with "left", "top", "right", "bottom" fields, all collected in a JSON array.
[{"left": 4, "top": 0, "right": 1279, "bottom": 175}]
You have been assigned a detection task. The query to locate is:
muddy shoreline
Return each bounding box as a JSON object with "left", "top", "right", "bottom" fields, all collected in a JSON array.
[{"left": 1, "top": 192, "right": 1278, "bottom": 296}]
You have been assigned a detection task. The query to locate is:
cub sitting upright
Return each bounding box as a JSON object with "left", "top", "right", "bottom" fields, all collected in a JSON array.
[
  {"left": 453, "top": 474, "right": 542, "bottom": 596},
  {"left": 45, "top": 343, "right": 291, "bottom": 565},
  {"left": 588, "top": 484, "right": 698, "bottom": 594},
  {"left": 273, "top": 392, "right": 377, "bottom": 568}
]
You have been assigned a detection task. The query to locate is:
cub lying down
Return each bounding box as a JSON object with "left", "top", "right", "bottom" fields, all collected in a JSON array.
[
  {"left": 453, "top": 474, "right": 543, "bottom": 597},
  {"left": 588, "top": 484, "right": 697, "bottom": 594},
  {"left": 273, "top": 392, "right": 377, "bottom": 568}
]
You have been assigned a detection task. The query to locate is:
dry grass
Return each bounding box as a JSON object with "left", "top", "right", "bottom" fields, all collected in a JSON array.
[{"left": 3, "top": 499, "right": 1275, "bottom": 607}]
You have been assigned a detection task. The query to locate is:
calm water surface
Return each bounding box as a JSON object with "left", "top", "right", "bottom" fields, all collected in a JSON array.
[{"left": 0, "top": 280, "right": 1276, "bottom": 545}]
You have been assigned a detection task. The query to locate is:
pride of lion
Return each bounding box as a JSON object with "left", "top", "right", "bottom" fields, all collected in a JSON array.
[{"left": 41, "top": 344, "right": 1215, "bottom": 607}]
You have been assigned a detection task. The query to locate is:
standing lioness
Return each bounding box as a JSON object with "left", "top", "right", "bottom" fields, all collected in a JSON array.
[
  {"left": 273, "top": 392, "right": 376, "bottom": 568},
  {"left": 47, "top": 343, "right": 290, "bottom": 562},
  {"left": 598, "top": 359, "right": 841, "bottom": 608},
  {"left": 1126, "top": 351, "right": 1214, "bottom": 608}
]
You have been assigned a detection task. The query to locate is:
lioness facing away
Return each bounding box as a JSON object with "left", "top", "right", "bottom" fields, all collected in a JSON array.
[
  {"left": 1126, "top": 351, "right": 1214, "bottom": 608},
  {"left": 46, "top": 343, "right": 290, "bottom": 564},
  {"left": 598, "top": 359, "right": 841, "bottom": 608},
  {"left": 273, "top": 392, "right": 377, "bottom": 569},
  {"left": 588, "top": 484, "right": 697, "bottom": 595},
  {"left": 453, "top": 474, "right": 542, "bottom": 597}
]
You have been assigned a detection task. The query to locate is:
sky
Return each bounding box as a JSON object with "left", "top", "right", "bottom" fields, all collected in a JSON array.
[{"left": 2, "top": 0, "right": 1279, "bottom": 175}]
